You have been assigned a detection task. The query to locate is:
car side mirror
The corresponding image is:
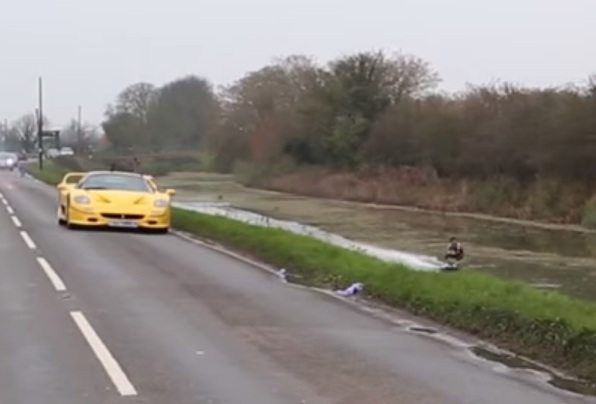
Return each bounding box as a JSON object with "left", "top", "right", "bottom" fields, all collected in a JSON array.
[
  {"left": 57, "top": 184, "right": 67, "bottom": 191},
  {"left": 166, "top": 189, "right": 176, "bottom": 197}
]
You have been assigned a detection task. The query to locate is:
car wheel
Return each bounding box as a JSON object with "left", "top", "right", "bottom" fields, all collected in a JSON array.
[
  {"left": 58, "top": 206, "right": 66, "bottom": 226},
  {"left": 65, "top": 200, "right": 75, "bottom": 229}
]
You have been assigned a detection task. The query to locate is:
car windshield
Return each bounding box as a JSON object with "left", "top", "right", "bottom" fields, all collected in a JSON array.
[{"left": 79, "top": 174, "right": 151, "bottom": 192}]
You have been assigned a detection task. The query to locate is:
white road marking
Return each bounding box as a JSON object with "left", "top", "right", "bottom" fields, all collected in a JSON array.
[
  {"left": 11, "top": 216, "right": 22, "bottom": 228},
  {"left": 70, "top": 312, "right": 138, "bottom": 397},
  {"left": 20, "top": 231, "right": 36, "bottom": 249},
  {"left": 1, "top": 198, "right": 7, "bottom": 206},
  {"left": 36, "top": 257, "right": 66, "bottom": 292},
  {"left": 6, "top": 205, "right": 14, "bottom": 214}
]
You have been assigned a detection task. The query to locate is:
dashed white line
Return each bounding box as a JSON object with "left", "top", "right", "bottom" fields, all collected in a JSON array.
[
  {"left": 1, "top": 198, "right": 7, "bottom": 206},
  {"left": 19, "top": 231, "right": 36, "bottom": 249},
  {"left": 11, "top": 216, "right": 22, "bottom": 228},
  {"left": 70, "top": 312, "right": 138, "bottom": 397},
  {"left": 6, "top": 205, "right": 14, "bottom": 214},
  {"left": 36, "top": 257, "right": 66, "bottom": 292}
]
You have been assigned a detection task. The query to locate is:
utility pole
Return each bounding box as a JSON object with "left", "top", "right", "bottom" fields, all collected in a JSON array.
[
  {"left": 77, "top": 104, "right": 82, "bottom": 152},
  {"left": 37, "top": 77, "right": 43, "bottom": 170},
  {"left": 1, "top": 118, "right": 5, "bottom": 151}
]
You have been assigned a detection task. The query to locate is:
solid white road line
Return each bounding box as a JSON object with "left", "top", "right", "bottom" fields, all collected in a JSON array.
[
  {"left": 36, "top": 257, "right": 66, "bottom": 292},
  {"left": 19, "top": 231, "right": 36, "bottom": 249},
  {"left": 6, "top": 205, "right": 14, "bottom": 214},
  {"left": 70, "top": 312, "right": 138, "bottom": 397},
  {"left": 11, "top": 216, "right": 22, "bottom": 228}
]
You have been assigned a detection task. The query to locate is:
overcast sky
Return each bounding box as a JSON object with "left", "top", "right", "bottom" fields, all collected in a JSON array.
[{"left": 1, "top": 0, "right": 595, "bottom": 128}]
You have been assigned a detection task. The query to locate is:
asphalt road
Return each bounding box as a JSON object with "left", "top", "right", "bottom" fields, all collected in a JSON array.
[{"left": 0, "top": 171, "right": 593, "bottom": 404}]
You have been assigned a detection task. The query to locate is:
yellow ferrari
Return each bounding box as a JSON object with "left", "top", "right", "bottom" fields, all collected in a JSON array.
[{"left": 57, "top": 171, "right": 175, "bottom": 232}]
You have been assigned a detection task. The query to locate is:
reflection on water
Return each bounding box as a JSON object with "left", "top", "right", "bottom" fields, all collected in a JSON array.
[{"left": 163, "top": 173, "right": 596, "bottom": 301}]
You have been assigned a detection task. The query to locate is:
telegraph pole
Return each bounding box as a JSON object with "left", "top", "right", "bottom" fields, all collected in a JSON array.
[
  {"left": 77, "top": 104, "right": 82, "bottom": 152},
  {"left": 1, "top": 118, "right": 5, "bottom": 151},
  {"left": 37, "top": 77, "right": 43, "bottom": 170}
]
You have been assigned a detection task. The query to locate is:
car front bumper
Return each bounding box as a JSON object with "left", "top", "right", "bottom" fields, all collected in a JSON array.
[{"left": 67, "top": 206, "right": 171, "bottom": 229}]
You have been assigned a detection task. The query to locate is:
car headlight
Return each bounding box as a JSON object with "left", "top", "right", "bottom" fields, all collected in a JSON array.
[
  {"left": 153, "top": 199, "right": 169, "bottom": 208},
  {"left": 6, "top": 159, "right": 14, "bottom": 165},
  {"left": 73, "top": 195, "right": 91, "bottom": 205}
]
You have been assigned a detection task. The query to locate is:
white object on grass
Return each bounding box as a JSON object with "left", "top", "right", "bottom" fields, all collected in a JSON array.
[{"left": 336, "top": 282, "right": 364, "bottom": 297}]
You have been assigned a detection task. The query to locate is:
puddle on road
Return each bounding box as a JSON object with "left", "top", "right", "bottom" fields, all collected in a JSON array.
[
  {"left": 472, "top": 346, "right": 596, "bottom": 396},
  {"left": 368, "top": 299, "right": 596, "bottom": 398},
  {"left": 325, "top": 285, "right": 596, "bottom": 398},
  {"left": 407, "top": 326, "right": 439, "bottom": 335}
]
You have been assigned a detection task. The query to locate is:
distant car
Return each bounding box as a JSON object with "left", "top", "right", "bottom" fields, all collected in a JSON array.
[
  {"left": 46, "top": 148, "right": 60, "bottom": 158},
  {"left": 56, "top": 171, "right": 176, "bottom": 232},
  {"left": 60, "top": 147, "right": 74, "bottom": 156},
  {"left": 0, "top": 152, "right": 18, "bottom": 170}
]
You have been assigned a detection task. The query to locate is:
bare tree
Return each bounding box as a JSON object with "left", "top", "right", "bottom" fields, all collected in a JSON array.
[
  {"left": 147, "top": 76, "right": 215, "bottom": 150},
  {"left": 12, "top": 114, "right": 37, "bottom": 153},
  {"left": 103, "top": 82, "right": 157, "bottom": 154},
  {"left": 108, "top": 82, "right": 156, "bottom": 123},
  {"left": 61, "top": 119, "right": 99, "bottom": 152},
  {"left": 2, "top": 127, "right": 22, "bottom": 152}
]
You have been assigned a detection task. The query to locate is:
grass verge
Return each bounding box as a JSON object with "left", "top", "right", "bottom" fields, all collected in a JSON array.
[
  {"left": 173, "top": 208, "right": 596, "bottom": 384},
  {"left": 26, "top": 160, "right": 70, "bottom": 185},
  {"left": 28, "top": 160, "right": 596, "bottom": 385}
]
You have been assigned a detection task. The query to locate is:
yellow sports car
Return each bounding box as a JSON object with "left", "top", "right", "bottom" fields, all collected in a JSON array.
[{"left": 57, "top": 171, "right": 175, "bottom": 232}]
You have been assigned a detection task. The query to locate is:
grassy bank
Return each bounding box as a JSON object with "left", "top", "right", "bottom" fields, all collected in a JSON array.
[
  {"left": 28, "top": 159, "right": 596, "bottom": 385},
  {"left": 172, "top": 208, "right": 596, "bottom": 384},
  {"left": 26, "top": 160, "right": 70, "bottom": 185}
]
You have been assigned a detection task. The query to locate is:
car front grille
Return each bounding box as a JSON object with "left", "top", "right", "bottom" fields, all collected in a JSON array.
[{"left": 101, "top": 213, "right": 145, "bottom": 220}]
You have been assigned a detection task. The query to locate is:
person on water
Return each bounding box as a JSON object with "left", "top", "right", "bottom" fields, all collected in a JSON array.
[{"left": 445, "top": 236, "right": 464, "bottom": 267}]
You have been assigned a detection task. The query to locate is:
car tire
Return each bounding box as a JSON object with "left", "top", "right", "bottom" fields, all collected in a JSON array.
[
  {"left": 58, "top": 206, "right": 66, "bottom": 226},
  {"left": 65, "top": 200, "right": 75, "bottom": 229}
]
